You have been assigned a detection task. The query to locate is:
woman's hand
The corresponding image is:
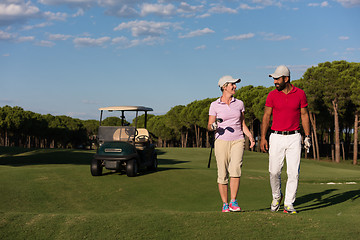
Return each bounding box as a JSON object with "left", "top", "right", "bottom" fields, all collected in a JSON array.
[{"left": 249, "top": 137, "right": 255, "bottom": 148}]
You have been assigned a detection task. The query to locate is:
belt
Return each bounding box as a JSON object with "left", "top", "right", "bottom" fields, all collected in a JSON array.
[{"left": 270, "top": 130, "right": 300, "bottom": 135}]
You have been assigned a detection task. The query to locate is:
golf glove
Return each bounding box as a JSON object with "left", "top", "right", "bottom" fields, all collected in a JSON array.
[
  {"left": 304, "top": 136, "right": 311, "bottom": 149},
  {"left": 211, "top": 121, "right": 218, "bottom": 131}
]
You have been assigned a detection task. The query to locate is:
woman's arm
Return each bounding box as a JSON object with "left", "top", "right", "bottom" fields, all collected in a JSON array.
[
  {"left": 208, "top": 115, "right": 216, "bottom": 131},
  {"left": 241, "top": 112, "right": 255, "bottom": 148}
]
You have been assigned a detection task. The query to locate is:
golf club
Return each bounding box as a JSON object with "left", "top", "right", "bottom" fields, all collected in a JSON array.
[{"left": 207, "top": 118, "right": 223, "bottom": 168}]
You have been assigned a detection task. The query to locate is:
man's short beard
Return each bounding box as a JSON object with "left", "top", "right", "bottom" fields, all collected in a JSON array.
[{"left": 275, "top": 83, "right": 285, "bottom": 91}]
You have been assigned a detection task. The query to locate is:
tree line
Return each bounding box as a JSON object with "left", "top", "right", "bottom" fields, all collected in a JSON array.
[{"left": 1, "top": 60, "right": 359, "bottom": 164}]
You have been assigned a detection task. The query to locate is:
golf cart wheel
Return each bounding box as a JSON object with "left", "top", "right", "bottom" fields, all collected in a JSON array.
[
  {"left": 147, "top": 153, "right": 158, "bottom": 171},
  {"left": 91, "top": 158, "right": 103, "bottom": 176},
  {"left": 126, "top": 159, "right": 138, "bottom": 177}
]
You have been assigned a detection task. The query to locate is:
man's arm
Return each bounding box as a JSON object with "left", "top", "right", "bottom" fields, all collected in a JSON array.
[
  {"left": 301, "top": 107, "right": 310, "bottom": 136},
  {"left": 260, "top": 106, "right": 272, "bottom": 152}
]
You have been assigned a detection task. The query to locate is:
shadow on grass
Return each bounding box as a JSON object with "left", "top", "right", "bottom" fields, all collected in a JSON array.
[
  {"left": 97, "top": 158, "right": 190, "bottom": 177},
  {"left": 252, "top": 189, "right": 360, "bottom": 213},
  {"left": 0, "top": 147, "right": 189, "bottom": 176},
  {"left": 296, "top": 189, "right": 360, "bottom": 212},
  {"left": 0, "top": 149, "right": 94, "bottom": 166}
]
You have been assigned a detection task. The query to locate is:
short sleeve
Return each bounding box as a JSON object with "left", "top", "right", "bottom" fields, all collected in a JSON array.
[
  {"left": 265, "top": 91, "right": 274, "bottom": 108},
  {"left": 209, "top": 102, "right": 217, "bottom": 116},
  {"left": 300, "top": 90, "right": 308, "bottom": 108}
]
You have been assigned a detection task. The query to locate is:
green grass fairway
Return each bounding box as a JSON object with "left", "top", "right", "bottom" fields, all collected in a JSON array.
[{"left": 0, "top": 147, "right": 359, "bottom": 239}]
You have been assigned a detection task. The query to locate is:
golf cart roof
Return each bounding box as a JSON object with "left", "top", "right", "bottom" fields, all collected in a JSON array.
[{"left": 99, "top": 106, "right": 153, "bottom": 112}]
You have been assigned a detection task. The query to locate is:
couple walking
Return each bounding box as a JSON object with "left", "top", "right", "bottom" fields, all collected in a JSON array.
[{"left": 207, "top": 65, "right": 311, "bottom": 214}]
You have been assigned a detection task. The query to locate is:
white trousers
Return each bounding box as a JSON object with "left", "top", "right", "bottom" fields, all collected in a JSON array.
[{"left": 269, "top": 133, "right": 301, "bottom": 206}]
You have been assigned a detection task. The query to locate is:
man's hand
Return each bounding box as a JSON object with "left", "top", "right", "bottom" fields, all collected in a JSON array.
[
  {"left": 260, "top": 138, "right": 268, "bottom": 152},
  {"left": 304, "top": 136, "right": 311, "bottom": 150}
]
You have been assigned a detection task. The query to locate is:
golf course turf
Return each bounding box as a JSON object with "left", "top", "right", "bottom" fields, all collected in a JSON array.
[{"left": 0, "top": 147, "right": 359, "bottom": 239}]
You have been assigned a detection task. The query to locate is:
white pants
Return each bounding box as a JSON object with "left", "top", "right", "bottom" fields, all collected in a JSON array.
[{"left": 269, "top": 133, "right": 301, "bottom": 206}]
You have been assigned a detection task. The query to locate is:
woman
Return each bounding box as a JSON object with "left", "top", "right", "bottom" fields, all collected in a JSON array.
[{"left": 208, "top": 75, "right": 255, "bottom": 212}]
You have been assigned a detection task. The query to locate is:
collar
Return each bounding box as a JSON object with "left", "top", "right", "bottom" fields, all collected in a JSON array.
[{"left": 217, "top": 97, "right": 236, "bottom": 104}]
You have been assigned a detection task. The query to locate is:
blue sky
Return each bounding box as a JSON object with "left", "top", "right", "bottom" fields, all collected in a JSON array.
[{"left": 1, "top": 0, "right": 360, "bottom": 120}]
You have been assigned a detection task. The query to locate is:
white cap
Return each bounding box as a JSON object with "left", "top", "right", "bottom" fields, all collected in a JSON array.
[
  {"left": 218, "top": 75, "right": 241, "bottom": 87},
  {"left": 269, "top": 65, "right": 290, "bottom": 78}
]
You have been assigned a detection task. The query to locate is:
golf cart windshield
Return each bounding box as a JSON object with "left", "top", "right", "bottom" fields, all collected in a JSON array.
[{"left": 98, "top": 126, "right": 136, "bottom": 142}]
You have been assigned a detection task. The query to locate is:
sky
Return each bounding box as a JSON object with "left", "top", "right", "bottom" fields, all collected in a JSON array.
[{"left": 1, "top": 0, "right": 360, "bottom": 120}]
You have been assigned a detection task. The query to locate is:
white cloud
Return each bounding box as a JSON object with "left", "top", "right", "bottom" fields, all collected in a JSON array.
[
  {"left": 209, "top": 5, "right": 237, "bottom": 14},
  {"left": 321, "top": 1, "right": 329, "bottom": 7},
  {"left": 127, "top": 36, "right": 164, "bottom": 48},
  {"left": 105, "top": 5, "right": 139, "bottom": 18},
  {"left": 335, "top": 0, "right": 360, "bottom": 7},
  {"left": 0, "top": 29, "right": 16, "bottom": 40},
  {"left": 44, "top": 11, "right": 67, "bottom": 21},
  {"left": 239, "top": 4, "right": 264, "bottom": 10},
  {"left": 17, "top": 36, "right": 34, "bottom": 42},
  {"left": 140, "top": 3, "right": 175, "bottom": 16},
  {"left": 112, "top": 36, "right": 128, "bottom": 44},
  {"left": 114, "top": 20, "right": 178, "bottom": 37},
  {"left": 48, "top": 33, "right": 72, "bottom": 41},
  {"left": 224, "top": 33, "right": 255, "bottom": 41},
  {"left": 72, "top": 8, "right": 84, "bottom": 17},
  {"left": 73, "top": 36, "right": 111, "bottom": 47},
  {"left": 38, "top": 0, "right": 98, "bottom": 8},
  {"left": 177, "top": 2, "right": 204, "bottom": 14},
  {"left": 179, "top": 28, "right": 214, "bottom": 38},
  {"left": 112, "top": 35, "right": 165, "bottom": 49},
  {"left": 0, "top": 29, "right": 34, "bottom": 42},
  {"left": 261, "top": 32, "right": 291, "bottom": 41},
  {"left": 36, "top": 40, "right": 55, "bottom": 47},
  {"left": 339, "top": 36, "right": 349, "bottom": 40},
  {"left": 196, "top": 13, "right": 210, "bottom": 18},
  {"left": 195, "top": 45, "right": 206, "bottom": 50},
  {"left": 0, "top": 1, "right": 41, "bottom": 25},
  {"left": 346, "top": 47, "right": 356, "bottom": 51},
  {"left": 22, "top": 22, "right": 53, "bottom": 31},
  {"left": 308, "top": 1, "right": 330, "bottom": 7},
  {"left": 2, "top": 53, "right": 10, "bottom": 57}
]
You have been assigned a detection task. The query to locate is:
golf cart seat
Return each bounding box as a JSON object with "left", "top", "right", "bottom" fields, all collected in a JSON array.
[
  {"left": 135, "top": 128, "right": 150, "bottom": 150},
  {"left": 113, "top": 127, "right": 136, "bottom": 142}
]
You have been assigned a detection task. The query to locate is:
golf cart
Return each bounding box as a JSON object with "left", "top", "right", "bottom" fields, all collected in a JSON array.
[{"left": 91, "top": 106, "right": 157, "bottom": 177}]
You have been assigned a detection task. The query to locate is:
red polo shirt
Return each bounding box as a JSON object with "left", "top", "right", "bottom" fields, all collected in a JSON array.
[{"left": 265, "top": 85, "right": 308, "bottom": 131}]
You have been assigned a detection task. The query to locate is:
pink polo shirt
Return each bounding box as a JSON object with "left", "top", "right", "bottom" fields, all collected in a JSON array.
[
  {"left": 209, "top": 97, "right": 245, "bottom": 141},
  {"left": 265, "top": 85, "right": 308, "bottom": 131}
]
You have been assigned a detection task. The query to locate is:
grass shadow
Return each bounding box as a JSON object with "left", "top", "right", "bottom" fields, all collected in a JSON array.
[
  {"left": 0, "top": 149, "right": 93, "bottom": 166},
  {"left": 296, "top": 189, "right": 360, "bottom": 212}
]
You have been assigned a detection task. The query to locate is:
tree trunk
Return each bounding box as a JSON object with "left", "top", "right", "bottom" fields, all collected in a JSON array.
[
  {"left": 256, "top": 123, "right": 261, "bottom": 152},
  {"left": 194, "top": 124, "right": 201, "bottom": 148},
  {"left": 332, "top": 99, "right": 341, "bottom": 163},
  {"left": 181, "top": 132, "right": 185, "bottom": 148},
  {"left": 354, "top": 114, "right": 359, "bottom": 165},
  {"left": 5, "top": 130, "right": 8, "bottom": 147}
]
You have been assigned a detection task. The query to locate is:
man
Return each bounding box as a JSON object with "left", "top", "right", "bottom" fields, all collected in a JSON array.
[{"left": 260, "top": 65, "right": 311, "bottom": 214}]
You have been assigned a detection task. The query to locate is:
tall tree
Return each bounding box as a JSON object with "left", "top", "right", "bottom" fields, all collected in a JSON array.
[
  {"left": 349, "top": 63, "right": 360, "bottom": 165},
  {"left": 300, "top": 61, "right": 353, "bottom": 163}
]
